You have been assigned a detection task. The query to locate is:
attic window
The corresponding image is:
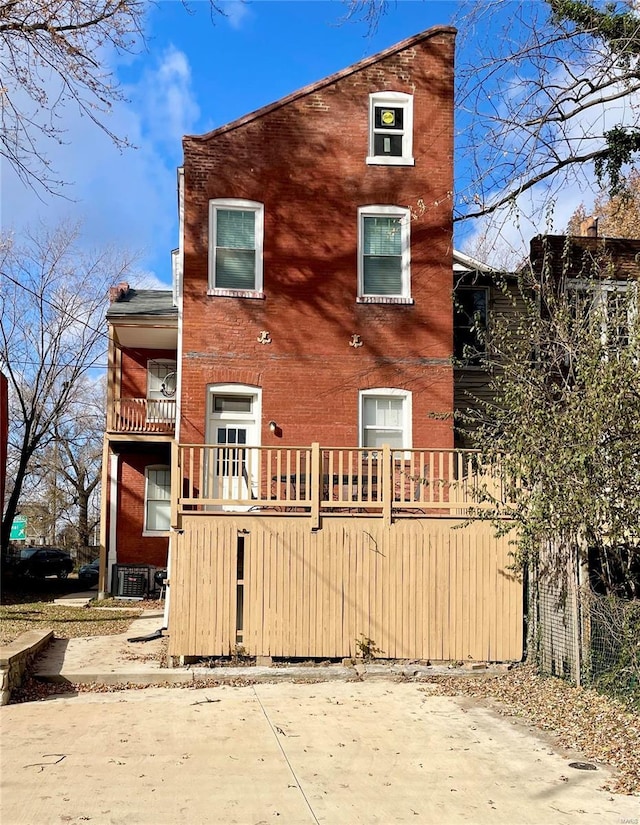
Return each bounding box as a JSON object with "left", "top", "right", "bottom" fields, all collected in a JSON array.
[{"left": 367, "top": 92, "right": 414, "bottom": 167}]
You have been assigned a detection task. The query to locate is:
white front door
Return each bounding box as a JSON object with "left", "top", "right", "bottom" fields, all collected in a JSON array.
[{"left": 207, "top": 391, "right": 260, "bottom": 508}]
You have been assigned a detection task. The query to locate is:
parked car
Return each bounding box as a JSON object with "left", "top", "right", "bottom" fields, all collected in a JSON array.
[
  {"left": 14, "top": 546, "right": 74, "bottom": 579},
  {"left": 78, "top": 559, "right": 100, "bottom": 586}
]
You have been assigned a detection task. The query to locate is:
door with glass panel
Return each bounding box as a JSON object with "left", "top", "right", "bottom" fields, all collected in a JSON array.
[
  {"left": 207, "top": 394, "right": 259, "bottom": 509},
  {"left": 147, "top": 360, "right": 177, "bottom": 424}
]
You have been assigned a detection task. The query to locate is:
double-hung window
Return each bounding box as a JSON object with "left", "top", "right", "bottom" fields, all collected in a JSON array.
[
  {"left": 367, "top": 92, "right": 414, "bottom": 166},
  {"left": 144, "top": 466, "right": 171, "bottom": 533},
  {"left": 358, "top": 206, "right": 411, "bottom": 302},
  {"left": 209, "top": 199, "right": 264, "bottom": 296},
  {"left": 567, "top": 278, "right": 637, "bottom": 351},
  {"left": 359, "top": 389, "right": 412, "bottom": 452}
]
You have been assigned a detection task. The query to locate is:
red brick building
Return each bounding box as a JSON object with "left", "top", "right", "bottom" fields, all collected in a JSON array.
[{"left": 101, "top": 26, "right": 460, "bottom": 596}]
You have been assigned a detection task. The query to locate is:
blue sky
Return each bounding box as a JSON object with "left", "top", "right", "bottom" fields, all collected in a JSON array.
[
  {"left": 2, "top": 1, "right": 462, "bottom": 287},
  {"left": 1, "top": 0, "right": 600, "bottom": 286}
]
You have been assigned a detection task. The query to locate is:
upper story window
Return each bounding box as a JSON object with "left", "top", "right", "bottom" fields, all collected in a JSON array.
[
  {"left": 454, "top": 288, "right": 488, "bottom": 365},
  {"left": 357, "top": 206, "right": 412, "bottom": 303},
  {"left": 367, "top": 92, "right": 414, "bottom": 166},
  {"left": 147, "top": 360, "right": 177, "bottom": 398},
  {"left": 567, "top": 278, "right": 637, "bottom": 350},
  {"left": 209, "top": 199, "right": 264, "bottom": 298}
]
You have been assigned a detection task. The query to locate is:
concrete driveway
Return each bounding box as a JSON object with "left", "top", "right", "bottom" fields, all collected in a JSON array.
[{"left": 1, "top": 681, "right": 636, "bottom": 825}]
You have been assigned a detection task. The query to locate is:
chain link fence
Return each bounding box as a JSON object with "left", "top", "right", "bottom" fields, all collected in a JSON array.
[
  {"left": 586, "top": 590, "right": 640, "bottom": 710},
  {"left": 531, "top": 549, "right": 640, "bottom": 710}
]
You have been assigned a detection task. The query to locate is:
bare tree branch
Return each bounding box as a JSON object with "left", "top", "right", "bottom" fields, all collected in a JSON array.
[{"left": 0, "top": 221, "right": 136, "bottom": 553}]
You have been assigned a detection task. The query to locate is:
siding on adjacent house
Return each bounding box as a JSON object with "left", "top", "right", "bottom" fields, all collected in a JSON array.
[{"left": 454, "top": 279, "right": 525, "bottom": 447}]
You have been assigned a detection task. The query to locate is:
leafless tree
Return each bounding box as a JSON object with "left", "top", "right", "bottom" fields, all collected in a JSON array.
[
  {"left": 24, "top": 380, "right": 104, "bottom": 550},
  {"left": 349, "top": 1, "right": 640, "bottom": 223},
  {"left": 0, "top": 222, "right": 134, "bottom": 554},
  {"left": 0, "top": 0, "right": 225, "bottom": 192},
  {"left": 54, "top": 381, "right": 104, "bottom": 549}
]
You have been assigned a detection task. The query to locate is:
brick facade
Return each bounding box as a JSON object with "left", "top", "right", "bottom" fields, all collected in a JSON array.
[
  {"left": 180, "top": 27, "right": 456, "bottom": 449},
  {"left": 115, "top": 451, "right": 170, "bottom": 568},
  {"left": 102, "top": 26, "right": 457, "bottom": 586}
]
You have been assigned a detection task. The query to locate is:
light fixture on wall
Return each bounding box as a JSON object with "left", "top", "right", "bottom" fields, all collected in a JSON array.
[{"left": 268, "top": 420, "right": 282, "bottom": 438}]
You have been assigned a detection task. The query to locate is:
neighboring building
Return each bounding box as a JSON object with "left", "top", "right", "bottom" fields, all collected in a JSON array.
[
  {"left": 454, "top": 225, "right": 640, "bottom": 447},
  {"left": 529, "top": 231, "right": 640, "bottom": 284},
  {"left": 100, "top": 27, "right": 524, "bottom": 663},
  {"left": 101, "top": 285, "right": 178, "bottom": 593},
  {"left": 452, "top": 249, "right": 497, "bottom": 448}
]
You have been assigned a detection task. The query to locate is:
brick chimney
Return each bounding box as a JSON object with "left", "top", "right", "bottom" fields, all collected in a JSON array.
[
  {"left": 109, "top": 282, "right": 130, "bottom": 303},
  {"left": 579, "top": 217, "right": 598, "bottom": 237}
]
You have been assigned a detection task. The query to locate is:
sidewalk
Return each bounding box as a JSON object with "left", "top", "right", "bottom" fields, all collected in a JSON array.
[{"left": 33, "top": 609, "right": 465, "bottom": 686}]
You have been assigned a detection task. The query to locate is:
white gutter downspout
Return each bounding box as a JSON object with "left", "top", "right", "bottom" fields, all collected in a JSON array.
[{"left": 165, "top": 165, "right": 185, "bottom": 631}]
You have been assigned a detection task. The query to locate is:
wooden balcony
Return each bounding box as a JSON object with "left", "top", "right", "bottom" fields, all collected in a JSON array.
[
  {"left": 172, "top": 443, "right": 508, "bottom": 527},
  {"left": 109, "top": 398, "right": 176, "bottom": 434}
]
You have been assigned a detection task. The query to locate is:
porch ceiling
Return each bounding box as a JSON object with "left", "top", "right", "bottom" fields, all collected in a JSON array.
[{"left": 113, "top": 322, "right": 178, "bottom": 349}]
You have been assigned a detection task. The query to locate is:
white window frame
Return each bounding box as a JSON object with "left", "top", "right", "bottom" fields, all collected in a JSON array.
[
  {"left": 146, "top": 359, "right": 177, "bottom": 423},
  {"left": 147, "top": 359, "right": 177, "bottom": 398},
  {"left": 358, "top": 388, "right": 412, "bottom": 455},
  {"left": 357, "top": 205, "right": 412, "bottom": 303},
  {"left": 567, "top": 278, "right": 637, "bottom": 347},
  {"left": 208, "top": 199, "right": 265, "bottom": 298},
  {"left": 144, "top": 465, "right": 171, "bottom": 536},
  {"left": 367, "top": 91, "right": 414, "bottom": 166}
]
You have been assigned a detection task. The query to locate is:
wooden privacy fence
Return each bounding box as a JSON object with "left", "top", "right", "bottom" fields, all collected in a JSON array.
[
  {"left": 172, "top": 444, "right": 508, "bottom": 527},
  {"left": 167, "top": 515, "right": 523, "bottom": 661}
]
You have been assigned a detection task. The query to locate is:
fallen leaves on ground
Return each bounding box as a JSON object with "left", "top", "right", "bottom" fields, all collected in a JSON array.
[
  {"left": 420, "top": 665, "right": 640, "bottom": 795},
  {"left": 0, "top": 602, "right": 141, "bottom": 644},
  {"left": 10, "top": 674, "right": 256, "bottom": 704}
]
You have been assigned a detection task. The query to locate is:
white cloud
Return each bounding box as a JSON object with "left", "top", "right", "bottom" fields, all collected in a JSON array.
[
  {"left": 220, "top": 1, "right": 252, "bottom": 31},
  {"left": 132, "top": 45, "right": 201, "bottom": 147},
  {"left": 0, "top": 45, "right": 201, "bottom": 287}
]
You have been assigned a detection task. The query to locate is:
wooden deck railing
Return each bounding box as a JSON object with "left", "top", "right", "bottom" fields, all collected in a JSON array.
[
  {"left": 110, "top": 398, "right": 176, "bottom": 433},
  {"left": 172, "top": 443, "right": 507, "bottom": 527}
]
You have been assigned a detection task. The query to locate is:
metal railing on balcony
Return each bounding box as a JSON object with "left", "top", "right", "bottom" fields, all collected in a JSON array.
[
  {"left": 111, "top": 398, "right": 176, "bottom": 434},
  {"left": 172, "top": 443, "right": 508, "bottom": 527}
]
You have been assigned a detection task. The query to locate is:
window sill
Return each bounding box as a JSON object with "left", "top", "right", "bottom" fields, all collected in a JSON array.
[
  {"left": 208, "top": 288, "right": 265, "bottom": 299},
  {"left": 366, "top": 156, "right": 415, "bottom": 167},
  {"left": 142, "top": 531, "right": 171, "bottom": 538},
  {"left": 357, "top": 296, "right": 414, "bottom": 305}
]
